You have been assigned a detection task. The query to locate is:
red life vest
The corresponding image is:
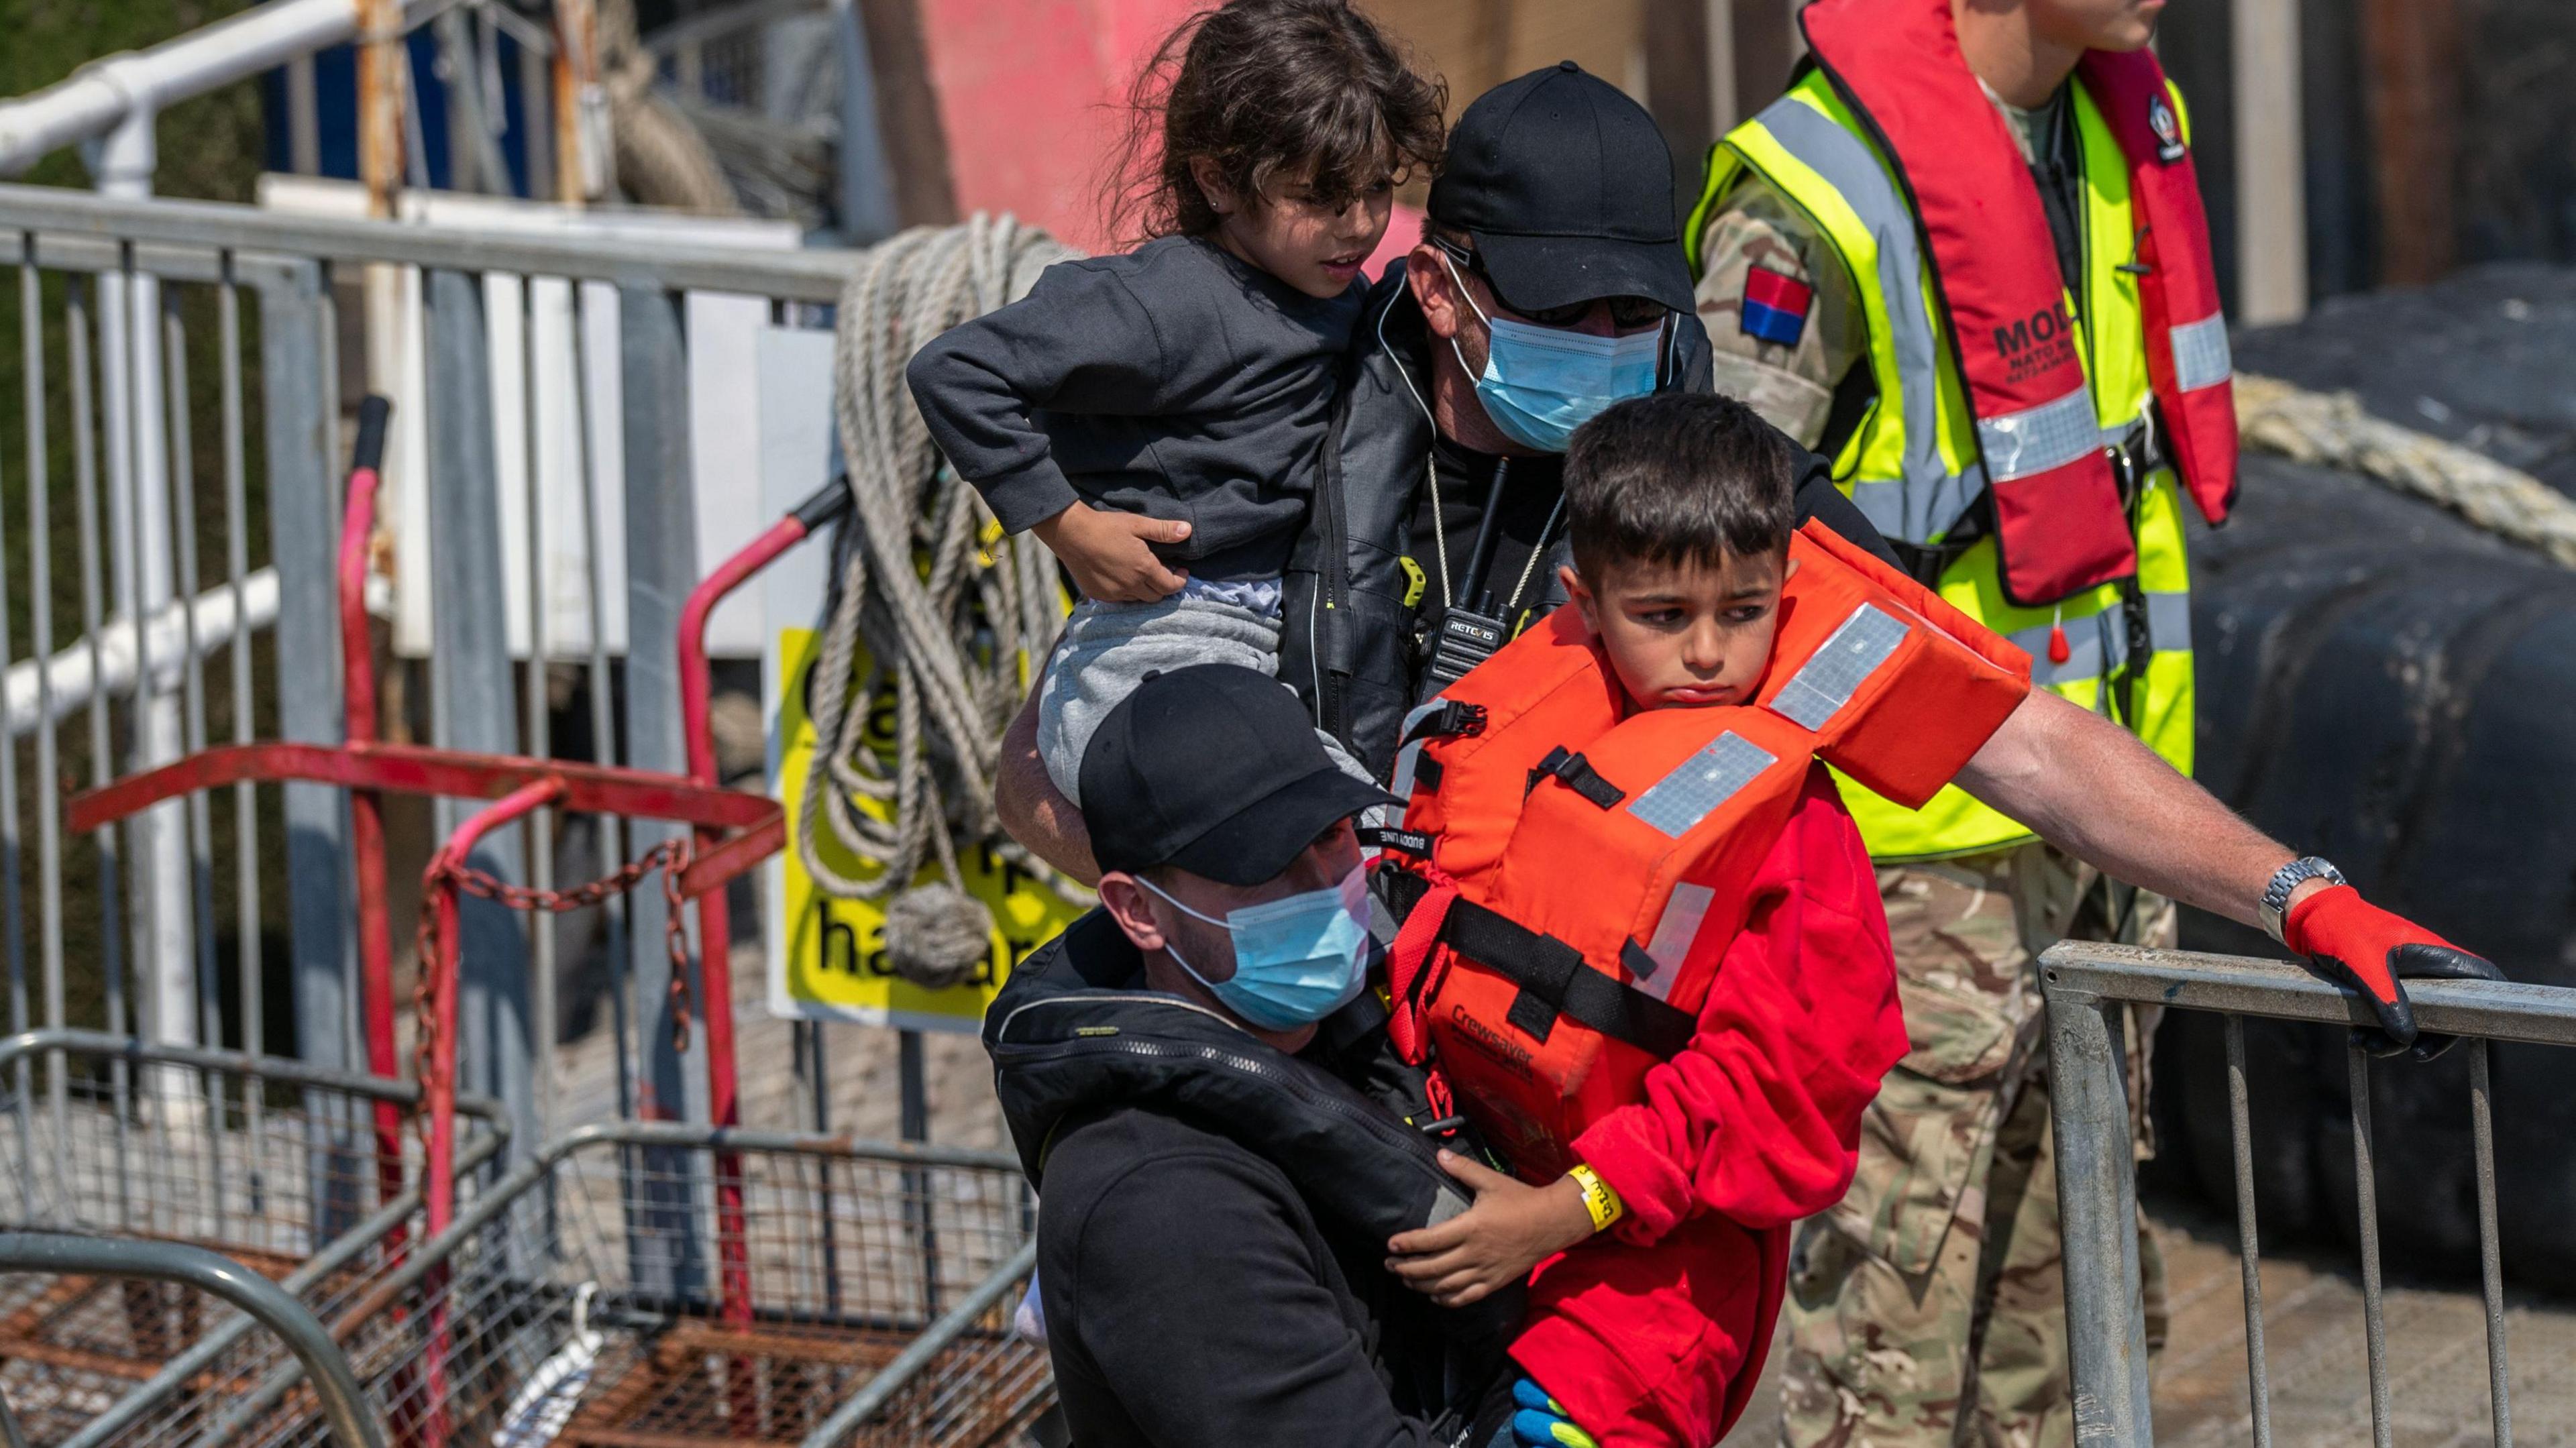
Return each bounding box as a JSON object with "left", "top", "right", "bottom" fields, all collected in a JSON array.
[
  {"left": 1800, "top": 0, "right": 2238, "bottom": 606},
  {"left": 1379, "top": 524, "right": 2030, "bottom": 1180}
]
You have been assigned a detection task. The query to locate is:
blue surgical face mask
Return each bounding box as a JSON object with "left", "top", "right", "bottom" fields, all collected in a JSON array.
[
  {"left": 1140, "top": 864, "right": 1373, "bottom": 1032},
  {"left": 1442, "top": 255, "right": 1664, "bottom": 453}
]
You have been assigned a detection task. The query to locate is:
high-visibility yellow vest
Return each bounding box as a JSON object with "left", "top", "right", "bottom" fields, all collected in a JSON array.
[{"left": 1689, "top": 69, "right": 2198, "bottom": 862}]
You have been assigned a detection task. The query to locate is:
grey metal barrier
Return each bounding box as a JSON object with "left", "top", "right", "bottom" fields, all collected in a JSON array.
[
  {"left": 0, "top": 179, "right": 855, "bottom": 1179},
  {"left": 0, "top": 1231, "right": 386, "bottom": 1448},
  {"left": 2041, "top": 941, "right": 2575, "bottom": 1448}
]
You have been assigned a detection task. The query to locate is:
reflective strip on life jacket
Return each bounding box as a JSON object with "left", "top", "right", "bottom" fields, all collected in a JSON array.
[
  {"left": 1636, "top": 883, "right": 1716, "bottom": 1002},
  {"left": 1976, "top": 387, "right": 2102, "bottom": 483},
  {"left": 1628, "top": 733, "right": 1780, "bottom": 839},
  {"left": 1769, "top": 603, "right": 1911, "bottom": 730},
  {"left": 2169, "top": 313, "right": 2232, "bottom": 393},
  {"left": 1390, "top": 698, "right": 1452, "bottom": 799}
]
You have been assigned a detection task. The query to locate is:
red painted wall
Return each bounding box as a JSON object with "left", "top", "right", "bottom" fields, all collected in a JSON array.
[
  {"left": 916, "top": 0, "right": 1427, "bottom": 271},
  {"left": 916, "top": 0, "right": 1202, "bottom": 254}
]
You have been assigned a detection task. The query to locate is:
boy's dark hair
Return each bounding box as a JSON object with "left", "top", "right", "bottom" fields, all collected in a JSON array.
[
  {"left": 1564, "top": 392, "right": 1800, "bottom": 579},
  {"left": 1107, "top": 0, "right": 1446, "bottom": 245}
]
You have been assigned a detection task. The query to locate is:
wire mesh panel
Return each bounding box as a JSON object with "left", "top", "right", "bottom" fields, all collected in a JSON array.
[
  {"left": 0, "top": 1032, "right": 500, "bottom": 1448},
  {"left": 225, "top": 1125, "right": 1044, "bottom": 1448},
  {"left": 0, "top": 1233, "right": 386, "bottom": 1448}
]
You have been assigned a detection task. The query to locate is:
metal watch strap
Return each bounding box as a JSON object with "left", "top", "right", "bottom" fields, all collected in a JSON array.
[{"left": 2260, "top": 856, "right": 2347, "bottom": 946}]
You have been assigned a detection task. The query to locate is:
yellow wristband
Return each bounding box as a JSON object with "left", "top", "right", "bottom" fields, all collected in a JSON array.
[{"left": 1568, "top": 1163, "right": 1624, "bottom": 1233}]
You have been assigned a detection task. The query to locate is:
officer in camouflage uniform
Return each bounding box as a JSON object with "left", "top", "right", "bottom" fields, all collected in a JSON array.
[
  {"left": 1696, "top": 27, "right": 2178, "bottom": 1448},
  {"left": 1772, "top": 854, "right": 2169, "bottom": 1447}
]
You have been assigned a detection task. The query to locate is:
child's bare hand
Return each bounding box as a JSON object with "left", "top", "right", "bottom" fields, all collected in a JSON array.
[
  {"left": 1385, "top": 1151, "right": 1597, "bottom": 1308},
  {"left": 1032, "top": 501, "right": 1191, "bottom": 602}
]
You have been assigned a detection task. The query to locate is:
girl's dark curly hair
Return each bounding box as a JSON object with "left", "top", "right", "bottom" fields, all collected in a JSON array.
[{"left": 1105, "top": 0, "right": 1447, "bottom": 245}]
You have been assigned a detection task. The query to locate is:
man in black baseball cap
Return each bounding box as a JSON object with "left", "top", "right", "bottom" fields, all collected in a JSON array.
[
  {"left": 1080, "top": 663, "right": 1395, "bottom": 895},
  {"left": 1428, "top": 60, "right": 1699, "bottom": 322},
  {"left": 981, "top": 664, "right": 1525, "bottom": 1445},
  {"left": 1271, "top": 59, "right": 1890, "bottom": 783}
]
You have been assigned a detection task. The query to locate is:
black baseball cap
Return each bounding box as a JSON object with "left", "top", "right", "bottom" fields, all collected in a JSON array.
[
  {"left": 1079, "top": 665, "right": 1399, "bottom": 887},
  {"left": 1427, "top": 61, "right": 1695, "bottom": 317}
]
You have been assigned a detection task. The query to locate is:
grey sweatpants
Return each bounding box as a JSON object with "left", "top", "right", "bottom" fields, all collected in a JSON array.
[{"left": 1036, "top": 592, "right": 1371, "bottom": 805}]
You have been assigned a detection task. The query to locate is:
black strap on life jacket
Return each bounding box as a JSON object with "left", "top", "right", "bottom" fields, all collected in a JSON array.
[
  {"left": 1376, "top": 860, "right": 1432, "bottom": 920},
  {"left": 1528, "top": 746, "right": 1626, "bottom": 809},
  {"left": 1438, "top": 897, "right": 1696, "bottom": 1059},
  {"left": 1403, "top": 700, "right": 1489, "bottom": 747}
]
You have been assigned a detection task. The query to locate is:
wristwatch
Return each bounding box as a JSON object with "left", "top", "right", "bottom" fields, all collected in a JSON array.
[{"left": 2259, "top": 856, "right": 2347, "bottom": 946}]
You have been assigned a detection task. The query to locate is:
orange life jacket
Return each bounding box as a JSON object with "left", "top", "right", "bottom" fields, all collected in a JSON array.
[
  {"left": 1801, "top": 0, "right": 2238, "bottom": 606},
  {"left": 1379, "top": 522, "right": 2029, "bottom": 1180}
]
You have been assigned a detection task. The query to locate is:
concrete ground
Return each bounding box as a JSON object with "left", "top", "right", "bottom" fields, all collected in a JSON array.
[{"left": 1717, "top": 1190, "right": 2576, "bottom": 1447}]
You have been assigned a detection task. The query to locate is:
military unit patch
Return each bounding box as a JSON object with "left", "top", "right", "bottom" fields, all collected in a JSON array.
[{"left": 1741, "top": 264, "right": 1814, "bottom": 346}]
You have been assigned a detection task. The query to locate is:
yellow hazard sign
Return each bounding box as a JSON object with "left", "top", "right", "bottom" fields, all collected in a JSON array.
[{"left": 765, "top": 624, "right": 1087, "bottom": 1034}]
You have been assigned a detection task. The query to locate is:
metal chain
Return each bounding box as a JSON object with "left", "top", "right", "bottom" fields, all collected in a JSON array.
[{"left": 412, "top": 835, "right": 698, "bottom": 1127}]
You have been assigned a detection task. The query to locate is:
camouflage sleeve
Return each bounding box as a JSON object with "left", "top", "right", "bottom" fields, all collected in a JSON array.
[{"left": 1693, "top": 176, "right": 1868, "bottom": 449}]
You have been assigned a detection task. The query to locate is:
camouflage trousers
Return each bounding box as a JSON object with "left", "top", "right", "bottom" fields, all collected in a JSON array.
[{"left": 1780, "top": 844, "right": 2174, "bottom": 1448}]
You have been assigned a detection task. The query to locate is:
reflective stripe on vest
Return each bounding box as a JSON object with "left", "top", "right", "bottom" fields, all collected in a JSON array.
[
  {"left": 1979, "top": 387, "right": 2104, "bottom": 482},
  {"left": 2005, "top": 584, "right": 2190, "bottom": 688},
  {"left": 1746, "top": 95, "right": 1967, "bottom": 544},
  {"left": 1699, "top": 74, "right": 2207, "bottom": 858},
  {"left": 1729, "top": 93, "right": 2165, "bottom": 552}
]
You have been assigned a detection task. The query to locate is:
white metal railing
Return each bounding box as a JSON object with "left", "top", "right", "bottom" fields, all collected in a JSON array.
[
  {"left": 1, "top": 569, "right": 276, "bottom": 738},
  {"left": 0, "top": 0, "right": 458, "bottom": 180}
]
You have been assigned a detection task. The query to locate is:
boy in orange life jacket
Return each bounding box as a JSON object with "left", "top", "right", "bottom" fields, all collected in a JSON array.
[{"left": 1383, "top": 392, "right": 2029, "bottom": 1447}]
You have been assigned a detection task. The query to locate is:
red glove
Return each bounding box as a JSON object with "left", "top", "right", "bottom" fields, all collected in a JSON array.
[{"left": 2283, "top": 885, "right": 2502, "bottom": 1060}]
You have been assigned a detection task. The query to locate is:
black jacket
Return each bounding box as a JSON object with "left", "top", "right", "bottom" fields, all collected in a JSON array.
[
  {"left": 985, "top": 909, "right": 1517, "bottom": 1447},
  {"left": 905, "top": 237, "right": 1362, "bottom": 581}
]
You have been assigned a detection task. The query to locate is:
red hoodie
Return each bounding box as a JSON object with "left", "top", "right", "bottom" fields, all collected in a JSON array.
[{"left": 1511, "top": 764, "right": 1907, "bottom": 1447}]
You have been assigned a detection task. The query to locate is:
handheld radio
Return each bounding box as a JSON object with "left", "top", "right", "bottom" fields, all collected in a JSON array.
[{"left": 1419, "top": 459, "right": 1513, "bottom": 702}]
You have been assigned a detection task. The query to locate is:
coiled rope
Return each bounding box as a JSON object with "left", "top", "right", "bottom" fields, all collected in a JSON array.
[
  {"left": 802, "top": 215, "right": 1087, "bottom": 987},
  {"left": 2237, "top": 372, "right": 2576, "bottom": 569}
]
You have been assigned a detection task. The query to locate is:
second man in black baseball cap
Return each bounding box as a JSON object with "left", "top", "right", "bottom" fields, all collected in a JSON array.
[{"left": 1429, "top": 60, "right": 1698, "bottom": 321}]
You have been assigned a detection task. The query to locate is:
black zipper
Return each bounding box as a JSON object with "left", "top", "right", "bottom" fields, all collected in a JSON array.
[{"left": 1309, "top": 343, "right": 1362, "bottom": 742}]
